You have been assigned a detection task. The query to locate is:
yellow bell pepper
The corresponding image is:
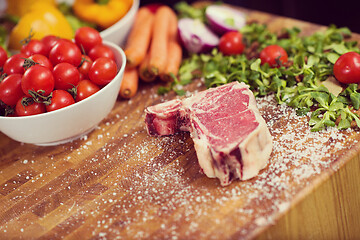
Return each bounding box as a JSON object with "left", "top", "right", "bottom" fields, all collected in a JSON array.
[
  {"left": 6, "top": 0, "right": 56, "bottom": 17},
  {"left": 73, "top": 0, "right": 133, "bottom": 29},
  {"left": 8, "top": 3, "right": 74, "bottom": 50}
]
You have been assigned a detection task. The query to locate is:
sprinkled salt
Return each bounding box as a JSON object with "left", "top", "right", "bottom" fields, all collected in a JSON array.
[{"left": 4, "top": 88, "right": 357, "bottom": 240}]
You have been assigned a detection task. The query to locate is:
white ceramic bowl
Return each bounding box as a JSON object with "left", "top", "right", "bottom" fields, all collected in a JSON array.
[
  {"left": 100, "top": 0, "right": 140, "bottom": 47},
  {"left": 0, "top": 41, "right": 126, "bottom": 146}
]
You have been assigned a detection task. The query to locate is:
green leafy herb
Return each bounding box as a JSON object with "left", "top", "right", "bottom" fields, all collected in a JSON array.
[
  {"left": 174, "top": 1, "right": 207, "bottom": 23},
  {"left": 163, "top": 22, "right": 360, "bottom": 131}
]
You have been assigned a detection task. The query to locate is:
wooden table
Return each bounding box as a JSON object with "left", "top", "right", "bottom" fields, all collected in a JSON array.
[{"left": 0, "top": 5, "right": 359, "bottom": 240}]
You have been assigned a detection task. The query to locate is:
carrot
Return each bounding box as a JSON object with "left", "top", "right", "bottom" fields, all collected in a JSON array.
[
  {"left": 159, "top": 11, "right": 181, "bottom": 82},
  {"left": 124, "top": 7, "right": 154, "bottom": 68},
  {"left": 167, "top": 6, "right": 178, "bottom": 41},
  {"left": 119, "top": 67, "right": 139, "bottom": 99},
  {"left": 148, "top": 6, "right": 177, "bottom": 76},
  {"left": 139, "top": 52, "right": 156, "bottom": 82},
  {"left": 160, "top": 40, "right": 183, "bottom": 82}
]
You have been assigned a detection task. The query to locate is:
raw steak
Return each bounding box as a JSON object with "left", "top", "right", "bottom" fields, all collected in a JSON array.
[{"left": 145, "top": 82, "right": 273, "bottom": 186}]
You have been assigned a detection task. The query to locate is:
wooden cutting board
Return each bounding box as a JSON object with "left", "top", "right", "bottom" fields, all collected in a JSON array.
[{"left": 0, "top": 5, "right": 360, "bottom": 240}]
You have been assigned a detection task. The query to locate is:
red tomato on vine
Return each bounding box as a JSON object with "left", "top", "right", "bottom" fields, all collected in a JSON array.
[
  {"left": 76, "top": 79, "right": 100, "bottom": 102},
  {"left": 88, "top": 44, "right": 115, "bottom": 61},
  {"left": 21, "top": 39, "right": 47, "bottom": 57},
  {"left": 49, "top": 39, "right": 82, "bottom": 67},
  {"left": 78, "top": 55, "right": 93, "bottom": 80},
  {"left": 15, "top": 97, "right": 46, "bottom": 116},
  {"left": 0, "top": 46, "right": 8, "bottom": 67},
  {"left": 46, "top": 90, "right": 75, "bottom": 112},
  {"left": 88, "top": 57, "right": 117, "bottom": 86},
  {"left": 75, "top": 27, "right": 102, "bottom": 53},
  {"left": 52, "top": 62, "right": 80, "bottom": 90},
  {"left": 0, "top": 74, "right": 23, "bottom": 106},
  {"left": 3, "top": 53, "right": 27, "bottom": 75},
  {"left": 22, "top": 65, "right": 55, "bottom": 97}
]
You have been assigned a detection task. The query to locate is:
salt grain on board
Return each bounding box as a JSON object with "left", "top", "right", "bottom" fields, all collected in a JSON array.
[{"left": 2, "top": 84, "right": 358, "bottom": 240}]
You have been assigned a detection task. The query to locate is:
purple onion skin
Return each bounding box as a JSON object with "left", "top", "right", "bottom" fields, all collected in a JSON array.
[
  {"left": 177, "top": 18, "right": 220, "bottom": 54},
  {"left": 207, "top": 17, "right": 236, "bottom": 35},
  {"left": 205, "top": 5, "right": 246, "bottom": 35}
]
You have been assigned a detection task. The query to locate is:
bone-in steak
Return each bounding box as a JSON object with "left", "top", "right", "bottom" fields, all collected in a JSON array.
[{"left": 145, "top": 82, "right": 272, "bottom": 186}]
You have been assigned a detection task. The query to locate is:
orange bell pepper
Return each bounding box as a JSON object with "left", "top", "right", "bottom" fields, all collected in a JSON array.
[
  {"left": 6, "top": 0, "right": 56, "bottom": 17},
  {"left": 72, "top": 0, "right": 133, "bottom": 29}
]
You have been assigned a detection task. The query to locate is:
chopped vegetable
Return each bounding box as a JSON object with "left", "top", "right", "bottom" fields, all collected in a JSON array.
[
  {"left": 205, "top": 5, "right": 246, "bottom": 35},
  {"left": 178, "top": 18, "right": 219, "bottom": 54},
  {"left": 174, "top": 1, "right": 206, "bottom": 22},
  {"left": 162, "top": 22, "right": 360, "bottom": 131}
]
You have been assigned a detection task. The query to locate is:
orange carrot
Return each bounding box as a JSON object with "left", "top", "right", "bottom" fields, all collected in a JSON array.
[
  {"left": 148, "top": 6, "right": 177, "bottom": 76},
  {"left": 159, "top": 11, "right": 181, "bottom": 82},
  {"left": 167, "top": 6, "right": 178, "bottom": 41},
  {"left": 119, "top": 67, "right": 139, "bottom": 99},
  {"left": 124, "top": 7, "right": 154, "bottom": 68},
  {"left": 160, "top": 40, "right": 183, "bottom": 82},
  {"left": 139, "top": 52, "right": 156, "bottom": 82}
]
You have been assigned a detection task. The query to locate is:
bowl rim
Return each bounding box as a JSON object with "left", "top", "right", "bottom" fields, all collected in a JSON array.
[{"left": 0, "top": 41, "right": 126, "bottom": 121}]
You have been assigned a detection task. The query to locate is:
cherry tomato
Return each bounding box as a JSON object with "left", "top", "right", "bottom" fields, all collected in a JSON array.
[
  {"left": 76, "top": 79, "right": 100, "bottom": 102},
  {"left": 88, "top": 57, "right": 117, "bottom": 86},
  {"left": 3, "top": 53, "right": 26, "bottom": 75},
  {"left": 15, "top": 97, "right": 46, "bottom": 116},
  {"left": 28, "top": 54, "right": 53, "bottom": 70},
  {"left": 0, "top": 46, "right": 8, "bottom": 67},
  {"left": 41, "top": 35, "right": 59, "bottom": 57},
  {"left": 333, "top": 52, "right": 360, "bottom": 84},
  {"left": 52, "top": 62, "right": 80, "bottom": 90},
  {"left": 260, "top": 45, "right": 288, "bottom": 67},
  {"left": 78, "top": 55, "right": 93, "bottom": 80},
  {"left": 145, "top": 3, "right": 163, "bottom": 13},
  {"left": 75, "top": 27, "right": 102, "bottom": 53},
  {"left": 0, "top": 74, "right": 23, "bottom": 106},
  {"left": 218, "top": 31, "right": 245, "bottom": 55},
  {"left": 22, "top": 65, "right": 55, "bottom": 97},
  {"left": 49, "top": 39, "right": 82, "bottom": 67},
  {"left": 46, "top": 90, "right": 75, "bottom": 112},
  {"left": 21, "top": 39, "right": 47, "bottom": 57},
  {"left": 88, "top": 44, "right": 115, "bottom": 61}
]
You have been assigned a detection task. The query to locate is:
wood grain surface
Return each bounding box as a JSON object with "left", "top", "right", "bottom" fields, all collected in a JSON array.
[
  {"left": 257, "top": 154, "right": 360, "bottom": 240},
  {"left": 1, "top": 5, "right": 360, "bottom": 240}
]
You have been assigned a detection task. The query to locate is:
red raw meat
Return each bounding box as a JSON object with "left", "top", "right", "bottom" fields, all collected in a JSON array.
[{"left": 145, "top": 82, "right": 272, "bottom": 186}]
